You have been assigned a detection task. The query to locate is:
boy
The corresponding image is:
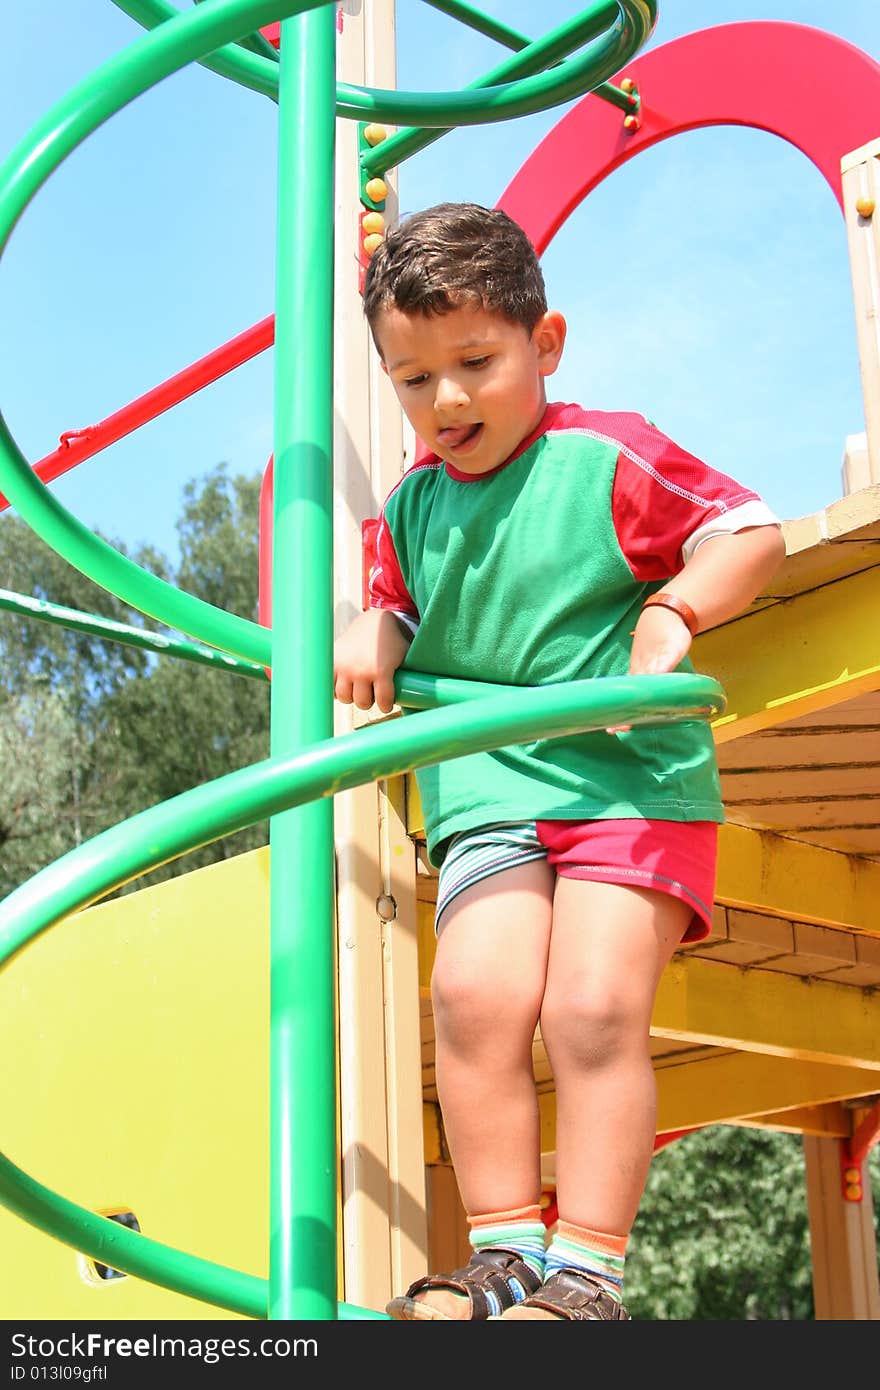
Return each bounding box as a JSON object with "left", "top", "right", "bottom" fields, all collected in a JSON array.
[{"left": 333, "top": 203, "right": 785, "bottom": 1320}]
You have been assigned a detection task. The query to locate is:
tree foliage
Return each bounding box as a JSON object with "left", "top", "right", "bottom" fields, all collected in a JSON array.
[
  {"left": 628, "top": 1126, "right": 880, "bottom": 1319},
  {"left": 0, "top": 465, "right": 270, "bottom": 901}
]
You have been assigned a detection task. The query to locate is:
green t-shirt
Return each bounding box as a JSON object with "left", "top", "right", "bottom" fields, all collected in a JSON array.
[{"left": 369, "top": 402, "right": 763, "bottom": 867}]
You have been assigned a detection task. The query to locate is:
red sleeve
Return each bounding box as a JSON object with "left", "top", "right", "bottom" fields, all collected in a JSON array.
[
  {"left": 367, "top": 509, "right": 419, "bottom": 620},
  {"left": 608, "top": 414, "right": 762, "bottom": 579}
]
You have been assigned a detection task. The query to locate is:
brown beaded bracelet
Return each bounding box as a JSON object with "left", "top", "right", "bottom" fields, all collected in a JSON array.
[{"left": 640, "top": 591, "right": 700, "bottom": 636}]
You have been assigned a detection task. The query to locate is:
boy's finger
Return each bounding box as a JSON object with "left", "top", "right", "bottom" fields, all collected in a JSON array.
[
  {"left": 352, "top": 677, "right": 376, "bottom": 710},
  {"left": 373, "top": 676, "right": 396, "bottom": 714}
]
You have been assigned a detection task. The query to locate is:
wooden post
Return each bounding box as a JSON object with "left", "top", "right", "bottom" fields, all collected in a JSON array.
[
  {"left": 333, "top": 0, "right": 428, "bottom": 1312},
  {"left": 803, "top": 1133, "right": 880, "bottom": 1320},
  {"left": 841, "top": 137, "right": 880, "bottom": 490}
]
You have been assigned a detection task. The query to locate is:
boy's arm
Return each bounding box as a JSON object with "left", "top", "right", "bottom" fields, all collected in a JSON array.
[
  {"left": 334, "top": 608, "right": 413, "bottom": 714},
  {"left": 629, "top": 523, "right": 786, "bottom": 675}
]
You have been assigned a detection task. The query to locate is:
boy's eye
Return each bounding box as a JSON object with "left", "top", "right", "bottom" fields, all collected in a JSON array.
[
  {"left": 402, "top": 373, "right": 429, "bottom": 388},
  {"left": 463, "top": 355, "right": 489, "bottom": 369}
]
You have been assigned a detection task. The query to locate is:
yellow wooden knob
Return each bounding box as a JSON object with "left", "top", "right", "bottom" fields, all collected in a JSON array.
[
  {"left": 620, "top": 77, "right": 635, "bottom": 93},
  {"left": 855, "top": 196, "right": 875, "bottom": 218},
  {"left": 623, "top": 114, "right": 640, "bottom": 131},
  {"left": 365, "top": 177, "right": 388, "bottom": 203},
  {"left": 362, "top": 211, "right": 385, "bottom": 235},
  {"left": 363, "top": 124, "right": 387, "bottom": 146},
  {"left": 363, "top": 233, "right": 384, "bottom": 255}
]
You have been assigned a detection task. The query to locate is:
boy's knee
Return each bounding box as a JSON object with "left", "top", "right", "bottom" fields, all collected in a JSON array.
[
  {"left": 540, "top": 988, "right": 637, "bottom": 1068},
  {"left": 432, "top": 960, "right": 540, "bottom": 1042}
]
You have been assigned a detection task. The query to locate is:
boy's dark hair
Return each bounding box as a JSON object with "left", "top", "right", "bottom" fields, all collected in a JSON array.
[{"left": 362, "top": 202, "right": 547, "bottom": 340}]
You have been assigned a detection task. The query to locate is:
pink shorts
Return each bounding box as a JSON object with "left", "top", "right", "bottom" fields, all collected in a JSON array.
[{"left": 435, "top": 818, "right": 718, "bottom": 943}]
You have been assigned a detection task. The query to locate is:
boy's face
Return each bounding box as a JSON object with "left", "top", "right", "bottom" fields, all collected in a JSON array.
[{"left": 374, "top": 302, "right": 565, "bottom": 476}]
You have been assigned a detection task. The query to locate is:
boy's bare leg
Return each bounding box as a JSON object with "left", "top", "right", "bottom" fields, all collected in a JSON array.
[
  {"left": 510, "top": 878, "right": 689, "bottom": 1318},
  {"left": 416, "top": 860, "right": 555, "bottom": 1318}
]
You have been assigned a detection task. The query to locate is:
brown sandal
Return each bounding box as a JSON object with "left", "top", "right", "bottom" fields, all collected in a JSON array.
[
  {"left": 494, "top": 1267, "right": 630, "bottom": 1320},
  {"left": 385, "top": 1247, "right": 543, "bottom": 1320}
]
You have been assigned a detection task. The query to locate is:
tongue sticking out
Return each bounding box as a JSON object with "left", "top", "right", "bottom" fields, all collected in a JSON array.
[{"left": 438, "top": 423, "right": 481, "bottom": 450}]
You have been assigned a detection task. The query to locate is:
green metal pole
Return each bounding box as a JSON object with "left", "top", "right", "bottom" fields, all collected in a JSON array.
[
  {"left": 0, "top": 588, "right": 268, "bottom": 682},
  {"left": 269, "top": 5, "right": 338, "bottom": 1320}
]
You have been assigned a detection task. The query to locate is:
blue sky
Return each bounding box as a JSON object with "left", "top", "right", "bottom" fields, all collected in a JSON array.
[{"left": 1, "top": 2, "right": 878, "bottom": 577}]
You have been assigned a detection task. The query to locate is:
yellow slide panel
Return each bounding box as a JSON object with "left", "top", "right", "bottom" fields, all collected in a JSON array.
[{"left": 0, "top": 847, "right": 340, "bottom": 1321}]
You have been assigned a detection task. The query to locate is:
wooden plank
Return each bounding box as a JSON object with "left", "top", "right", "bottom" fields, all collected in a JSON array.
[
  {"left": 716, "top": 822, "right": 880, "bottom": 934},
  {"left": 654, "top": 954, "right": 880, "bottom": 1069},
  {"left": 652, "top": 1051, "right": 880, "bottom": 1131},
  {"left": 697, "top": 563, "right": 880, "bottom": 744}
]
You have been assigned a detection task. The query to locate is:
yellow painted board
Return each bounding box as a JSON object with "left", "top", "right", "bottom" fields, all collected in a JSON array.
[
  {"left": 717, "top": 823, "right": 880, "bottom": 935},
  {"left": 652, "top": 1051, "right": 879, "bottom": 1131},
  {"left": 696, "top": 563, "right": 880, "bottom": 743},
  {"left": 0, "top": 847, "right": 346, "bottom": 1320},
  {"left": 654, "top": 955, "right": 880, "bottom": 1070},
  {"left": 733, "top": 1104, "right": 850, "bottom": 1138}
]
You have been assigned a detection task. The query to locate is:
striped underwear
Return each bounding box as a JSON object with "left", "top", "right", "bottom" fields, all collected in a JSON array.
[{"left": 435, "top": 818, "right": 718, "bottom": 943}]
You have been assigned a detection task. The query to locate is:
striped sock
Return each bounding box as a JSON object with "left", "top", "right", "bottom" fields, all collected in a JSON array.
[
  {"left": 544, "top": 1220, "right": 627, "bottom": 1303},
  {"left": 467, "top": 1204, "right": 547, "bottom": 1316}
]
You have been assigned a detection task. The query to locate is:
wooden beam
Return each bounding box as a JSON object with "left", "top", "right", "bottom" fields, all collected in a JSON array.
[
  {"left": 733, "top": 1104, "right": 851, "bottom": 1138},
  {"left": 652, "top": 1051, "right": 878, "bottom": 1131},
  {"left": 716, "top": 822, "right": 880, "bottom": 934},
  {"left": 654, "top": 955, "right": 880, "bottom": 1069},
  {"left": 695, "top": 563, "right": 880, "bottom": 744},
  {"left": 424, "top": 1047, "right": 876, "bottom": 1164}
]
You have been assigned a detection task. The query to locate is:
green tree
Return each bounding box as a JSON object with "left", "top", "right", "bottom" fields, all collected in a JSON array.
[
  {"left": 628, "top": 1126, "right": 880, "bottom": 1319},
  {"left": 100, "top": 466, "right": 271, "bottom": 889},
  {"left": 0, "top": 689, "right": 78, "bottom": 896},
  {"left": 0, "top": 464, "right": 269, "bottom": 900},
  {"left": 0, "top": 512, "right": 164, "bottom": 708}
]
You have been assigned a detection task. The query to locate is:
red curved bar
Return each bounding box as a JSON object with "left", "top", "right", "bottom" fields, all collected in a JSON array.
[
  {"left": 496, "top": 21, "right": 880, "bottom": 250},
  {"left": 410, "top": 21, "right": 880, "bottom": 465}
]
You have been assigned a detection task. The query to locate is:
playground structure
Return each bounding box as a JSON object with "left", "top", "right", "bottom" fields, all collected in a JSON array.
[{"left": 0, "top": 0, "right": 879, "bottom": 1321}]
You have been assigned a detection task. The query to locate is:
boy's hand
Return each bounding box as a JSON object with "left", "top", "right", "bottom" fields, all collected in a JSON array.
[
  {"left": 628, "top": 602, "right": 693, "bottom": 676},
  {"left": 606, "top": 605, "right": 693, "bottom": 733},
  {"left": 334, "top": 608, "right": 414, "bottom": 715}
]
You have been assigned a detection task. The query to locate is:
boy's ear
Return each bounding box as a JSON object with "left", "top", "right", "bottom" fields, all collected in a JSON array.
[{"left": 534, "top": 310, "right": 566, "bottom": 376}]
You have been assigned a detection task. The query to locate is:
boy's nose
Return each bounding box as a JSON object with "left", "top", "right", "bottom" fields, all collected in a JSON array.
[{"left": 434, "top": 375, "right": 468, "bottom": 411}]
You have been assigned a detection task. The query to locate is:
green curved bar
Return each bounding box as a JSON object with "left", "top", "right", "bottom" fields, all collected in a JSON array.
[
  {"left": 110, "top": 1, "right": 656, "bottom": 130},
  {"left": 0, "top": 0, "right": 654, "bottom": 666},
  {"left": 0, "top": 672, "right": 722, "bottom": 963},
  {"left": 422, "top": 0, "right": 640, "bottom": 113},
  {"left": 110, "top": 0, "right": 285, "bottom": 100},
  {"left": 362, "top": 1, "right": 651, "bottom": 177},
  {"left": 339, "top": 1, "right": 655, "bottom": 128},
  {"left": 0, "top": 1, "right": 315, "bottom": 666},
  {"left": 0, "top": 671, "right": 721, "bottom": 1307},
  {"left": 0, "top": 1151, "right": 385, "bottom": 1320},
  {"left": 0, "top": 588, "right": 269, "bottom": 681}
]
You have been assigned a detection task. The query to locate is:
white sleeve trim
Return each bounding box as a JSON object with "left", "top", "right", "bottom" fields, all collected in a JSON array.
[{"left": 681, "top": 500, "right": 783, "bottom": 564}]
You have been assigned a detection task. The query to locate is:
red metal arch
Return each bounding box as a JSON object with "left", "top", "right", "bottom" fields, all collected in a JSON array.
[{"left": 497, "top": 21, "right": 880, "bottom": 249}]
